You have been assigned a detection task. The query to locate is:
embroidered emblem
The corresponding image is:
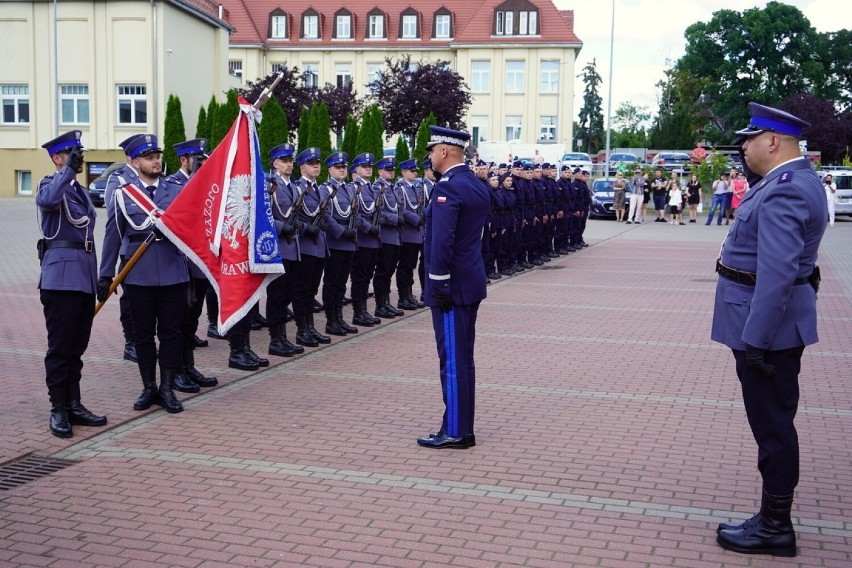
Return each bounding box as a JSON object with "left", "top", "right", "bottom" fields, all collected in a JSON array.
[
  {"left": 778, "top": 171, "right": 794, "bottom": 184},
  {"left": 436, "top": 196, "right": 447, "bottom": 203}
]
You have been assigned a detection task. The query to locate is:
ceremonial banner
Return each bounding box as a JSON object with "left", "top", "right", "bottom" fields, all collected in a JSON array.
[{"left": 157, "top": 97, "right": 283, "bottom": 335}]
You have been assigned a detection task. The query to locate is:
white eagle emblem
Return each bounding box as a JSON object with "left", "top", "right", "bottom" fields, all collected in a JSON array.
[{"left": 221, "top": 174, "right": 252, "bottom": 249}]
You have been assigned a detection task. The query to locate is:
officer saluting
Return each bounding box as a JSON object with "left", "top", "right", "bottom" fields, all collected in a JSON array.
[
  {"left": 712, "top": 103, "right": 827, "bottom": 557},
  {"left": 417, "top": 126, "right": 490, "bottom": 449},
  {"left": 395, "top": 159, "right": 425, "bottom": 310},
  {"left": 36, "top": 131, "right": 107, "bottom": 438}
]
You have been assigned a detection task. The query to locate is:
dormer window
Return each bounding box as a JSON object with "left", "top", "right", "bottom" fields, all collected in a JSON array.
[
  {"left": 302, "top": 9, "right": 320, "bottom": 39},
  {"left": 400, "top": 8, "right": 419, "bottom": 39},
  {"left": 268, "top": 10, "right": 288, "bottom": 39},
  {"left": 367, "top": 8, "right": 386, "bottom": 39},
  {"left": 433, "top": 7, "right": 452, "bottom": 39},
  {"left": 334, "top": 9, "right": 352, "bottom": 39},
  {"left": 494, "top": 0, "right": 538, "bottom": 36}
]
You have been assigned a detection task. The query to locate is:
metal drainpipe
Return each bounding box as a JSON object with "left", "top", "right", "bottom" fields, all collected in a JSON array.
[
  {"left": 53, "top": 0, "right": 59, "bottom": 136},
  {"left": 151, "top": 0, "right": 158, "bottom": 138}
]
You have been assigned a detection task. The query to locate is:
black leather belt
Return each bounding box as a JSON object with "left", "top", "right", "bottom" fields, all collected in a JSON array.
[
  {"left": 43, "top": 240, "right": 94, "bottom": 252},
  {"left": 716, "top": 259, "right": 810, "bottom": 286},
  {"left": 128, "top": 233, "right": 163, "bottom": 243}
]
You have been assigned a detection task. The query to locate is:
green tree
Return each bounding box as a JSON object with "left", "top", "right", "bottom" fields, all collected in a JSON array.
[
  {"left": 258, "top": 97, "right": 289, "bottom": 172},
  {"left": 195, "top": 105, "right": 208, "bottom": 139},
  {"left": 341, "top": 114, "right": 359, "bottom": 161},
  {"left": 610, "top": 102, "right": 650, "bottom": 148},
  {"left": 394, "top": 136, "right": 410, "bottom": 176},
  {"left": 162, "top": 94, "right": 186, "bottom": 175},
  {"left": 210, "top": 90, "right": 239, "bottom": 150},
  {"left": 204, "top": 96, "right": 219, "bottom": 146},
  {"left": 311, "top": 102, "right": 333, "bottom": 180},
  {"left": 297, "top": 106, "right": 311, "bottom": 151},
  {"left": 356, "top": 105, "right": 384, "bottom": 179},
  {"left": 413, "top": 113, "right": 436, "bottom": 162},
  {"left": 576, "top": 59, "right": 604, "bottom": 154}
]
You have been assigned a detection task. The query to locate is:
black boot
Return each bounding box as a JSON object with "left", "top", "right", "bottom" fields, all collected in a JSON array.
[
  {"left": 268, "top": 323, "right": 296, "bottom": 357},
  {"left": 375, "top": 294, "right": 397, "bottom": 318},
  {"left": 307, "top": 313, "right": 332, "bottom": 344},
  {"left": 397, "top": 286, "right": 419, "bottom": 310},
  {"left": 284, "top": 307, "right": 294, "bottom": 322},
  {"left": 157, "top": 368, "right": 184, "bottom": 414},
  {"left": 336, "top": 306, "right": 358, "bottom": 334},
  {"left": 48, "top": 389, "right": 72, "bottom": 438},
  {"left": 311, "top": 299, "right": 324, "bottom": 313},
  {"left": 717, "top": 490, "right": 796, "bottom": 557},
  {"left": 228, "top": 334, "right": 259, "bottom": 371},
  {"left": 243, "top": 333, "right": 269, "bottom": 367},
  {"left": 123, "top": 341, "right": 138, "bottom": 362},
  {"left": 183, "top": 344, "right": 218, "bottom": 387},
  {"left": 295, "top": 314, "right": 319, "bottom": 347},
  {"left": 324, "top": 307, "right": 348, "bottom": 336},
  {"left": 134, "top": 366, "right": 159, "bottom": 410},
  {"left": 410, "top": 290, "right": 425, "bottom": 309},
  {"left": 173, "top": 367, "right": 201, "bottom": 393},
  {"left": 66, "top": 400, "right": 107, "bottom": 426},
  {"left": 207, "top": 322, "right": 225, "bottom": 340},
  {"left": 386, "top": 295, "right": 404, "bottom": 316},
  {"left": 352, "top": 300, "right": 377, "bottom": 327}
]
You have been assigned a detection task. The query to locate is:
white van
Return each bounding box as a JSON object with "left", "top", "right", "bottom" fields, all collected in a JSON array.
[{"left": 818, "top": 170, "right": 852, "bottom": 217}]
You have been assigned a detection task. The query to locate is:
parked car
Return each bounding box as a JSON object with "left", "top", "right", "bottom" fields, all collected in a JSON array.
[
  {"left": 820, "top": 170, "right": 852, "bottom": 217},
  {"left": 607, "top": 152, "right": 640, "bottom": 175},
  {"left": 651, "top": 152, "right": 692, "bottom": 173},
  {"left": 88, "top": 161, "right": 125, "bottom": 207},
  {"left": 588, "top": 178, "right": 621, "bottom": 219},
  {"left": 559, "top": 152, "right": 593, "bottom": 173}
]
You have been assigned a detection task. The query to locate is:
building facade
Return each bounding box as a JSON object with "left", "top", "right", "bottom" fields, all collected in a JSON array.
[
  {"left": 0, "top": 0, "right": 233, "bottom": 197},
  {"left": 221, "top": 0, "right": 582, "bottom": 155}
]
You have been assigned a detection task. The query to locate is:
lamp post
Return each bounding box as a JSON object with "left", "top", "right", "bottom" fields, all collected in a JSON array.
[{"left": 603, "top": 0, "right": 616, "bottom": 180}]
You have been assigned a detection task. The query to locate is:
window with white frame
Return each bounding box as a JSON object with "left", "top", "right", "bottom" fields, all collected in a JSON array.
[
  {"left": 1, "top": 85, "right": 29, "bottom": 124},
  {"left": 336, "top": 14, "right": 351, "bottom": 38},
  {"left": 303, "top": 14, "right": 319, "bottom": 38},
  {"left": 505, "top": 12, "right": 514, "bottom": 35},
  {"left": 470, "top": 115, "right": 489, "bottom": 144},
  {"left": 366, "top": 63, "right": 382, "bottom": 94},
  {"left": 303, "top": 63, "right": 319, "bottom": 89},
  {"left": 496, "top": 11, "right": 504, "bottom": 35},
  {"left": 402, "top": 15, "right": 417, "bottom": 38},
  {"left": 336, "top": 63, "right": 352, "bottom": 89},
  {"left": 505, "top": 116, "right": 522, "bottom": 141},
  {"left": 471, "top": 61, "right": 490, "bottom": 93},
  {"left": 539, "top": 116, "right": 557, "bottom": 140},
  {"left": 117, "top": 84, "right": 147, "bottom": 125},
  {"left": 527, "top": 11, "right": 537, "bottom": 35},
  {"left": 368, "top": 14, "right": 384, "bottom": 38},
  {"left": 540, "top": 60, "right": 559, "bottom": 93},
  {"left": 271, "top": 14, "right": 287, "bottom": 38},
  {"left": 60, "top": 85, "right": 89, "bottom": 124},
  {"left": 505, "top": 60, "right": 525, "bottom": 93},
  {"left": 435, "top": 14, "right": 451, "bottom": 38},
  {"left": 519, "top": 11, "right": 528, "bottom": 35},
  {"left": 228, "top": 61, "right": 243, "bottom": 79},
  {"left": 17, "top": 170, "right": 32, "bottom": 196}
]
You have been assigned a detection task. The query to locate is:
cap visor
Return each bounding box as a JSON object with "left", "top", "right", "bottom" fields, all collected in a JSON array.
[{"left": 734, "top": 127, "right": 764, "bottom": 137}]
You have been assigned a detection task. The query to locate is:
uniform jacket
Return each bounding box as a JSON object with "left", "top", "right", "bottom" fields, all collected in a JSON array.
[
  {"left": 166, "top": 169, "right": 206, "bottom": 279},
  {"left": 501, "top": 185, "right": 517, "bottom": 229},
  {"left": 293, "top": 177, "right": 329, "bottom": 258},
  {"left": 36, "top": 165, "right": 98, "bottom": 294},
  {"left": 105, "top": 164, "right": 140, "bottom": 257},
  {"left": 423, "top": 164, "right": 491, "bottom": 307},
  {"left": 711, "top": 157, "right": 827, "bottom": 351},
  {"left": 270, "top": 174, "right": 301, "bottom": 262},
  {"left": 490, "top": 183, "right": 505, "bottom": 231},
  {"left": 396, "top": 180, "right": 424, "bottom": 245},
  {"left": 353, "top": 176, "right": 381, "bottom": 249},
  {"left": 373, "top": 177, "right": 401, "bottom": 246},
  {"left": 100, "top": 177, "right": 189, "bottom": 286},
  {"left": 321, "top": 178, "right": 358, "bottom": 252}
]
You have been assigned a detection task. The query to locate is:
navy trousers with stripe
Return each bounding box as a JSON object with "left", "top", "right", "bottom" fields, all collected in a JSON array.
[{"left": 431, "top": 302, "right": 480, "bottom": 437}]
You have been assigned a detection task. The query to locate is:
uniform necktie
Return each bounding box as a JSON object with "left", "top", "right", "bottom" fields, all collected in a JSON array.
[{"left": 146, "top": 185, "right": 156, "bottom": 200}]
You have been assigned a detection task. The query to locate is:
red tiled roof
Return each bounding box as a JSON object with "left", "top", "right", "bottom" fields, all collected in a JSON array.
[{"left": 219, "top": 1, "right": 580, "bottom": 47}]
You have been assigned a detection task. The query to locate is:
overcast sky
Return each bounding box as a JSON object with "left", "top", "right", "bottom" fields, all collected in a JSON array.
[{"left": 553, "top": 0, "right": 852, "bottom": 121}]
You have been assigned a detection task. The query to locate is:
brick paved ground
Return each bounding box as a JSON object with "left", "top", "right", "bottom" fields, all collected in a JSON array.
[{"left": 1, "top": 196, "right": 850, "bottom": 567}]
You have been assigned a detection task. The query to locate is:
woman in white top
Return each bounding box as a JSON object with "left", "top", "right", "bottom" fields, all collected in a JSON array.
[
  {"left": 667, "top": 173, "right": 685, "bottom": 225},
  {"left": 824, "top": 174, "right": 837, "bottom": 227}
]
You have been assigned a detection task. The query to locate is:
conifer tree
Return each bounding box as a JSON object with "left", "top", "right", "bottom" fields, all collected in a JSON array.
[
  {"left": 341, "top": 115, "right": 359, "bottom": 161},
  {"left": 257, "top": 97, "right": 289, "bottom": 173},
  {"left": 312, "top": 102, "right": 333, "bottom": 181},
  {"left": 413, "top": 112, "right": 436, "bottom": 162},
  {"left": 162, "top": 94, "right": 186, "bottom": 175},
  {"left": 195, "top": 105, "right": 207, "bottom": 139},
  {"left": 295, "top": 106, "right": 312, "bottom": 179},
  {"left": 394, "top": 136, "right": 410, "bottom": 177},
  {"left": 204, "top": 96, "right": 219, "bottom": 145},
  {"left": 210, "top": 89, "right": 239, "bottom": 150}
]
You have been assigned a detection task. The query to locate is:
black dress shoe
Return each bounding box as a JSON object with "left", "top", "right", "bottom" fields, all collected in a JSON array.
[
  {"left": 123, "top": 343, "right": 138, "bottom": 362},
  {"left": 173, "top": 371, "right": 201, "bottom": 393},
  {"left": 486, "top": 272, "right": 502, "bottom": 280},
  {"left": 207, "top": 323, "right": 225, "bottom": 339},
  {"left": 192, "top": 334, "right": 208, "bottom": 348},
  {"left": 312, "top": 299, "right": 324, "bottom": 313},
  {"left": 66, "top": 401, "right": 107, "bottom": 426},
  {"left": 416, "top": 432, "right": 476, "bottom": 449},
  {"left": 50, "top": 408, "right": 73, "bottom": 438},
  {"left": 186, "top": 366, "right": 218, "bottom": 387}
]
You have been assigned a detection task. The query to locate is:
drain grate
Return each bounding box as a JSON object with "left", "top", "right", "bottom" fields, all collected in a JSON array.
[{"left": 0, "top": 454, "right": 79, "bottom": 490}]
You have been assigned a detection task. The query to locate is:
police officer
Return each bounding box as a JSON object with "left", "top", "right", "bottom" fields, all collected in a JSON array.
[
  {"left": 349, "top": 153, "right": 382, "bottom": 327},
  {"left": 104, "top": 134, "right": 145, "bottom": 362},
  {"left": 416, "top": 159, "right": 436, "bottom": 303},
  {"left": 291, "top": 148, "right": 331, "bottom": 347},
  {"left": 98, "top": 135, "right": 189, "bottom": 414},
  {"left": 320, "top": 151, "right": 360, "bottom": 335},
  {"left": 372, "top": 157, "right": 404, "bottom": 319},
  {"left": 36, "top": 131, "right": 107, "bottom": 438},
  {"left": 713, "top": 103, "right": 826, "bottom": 557},
  {"left": 573, "top": 169, "right": 591, "bottom": 248},
  {"left": 417, "top": 126, "right": 490, "bottom": 449},
  {"left": 556, "top": 165, "right": 575, "bottom": 253},
  {"left": 394, "top": 159, "right": 425, "bottom": 310},
  {"left": 166, "top": 139, "right": 218, "bottom": 393},
  {"left": 266, "top": 143, "right": 305, "bottom": 359},
  {"left": 484, "top": 171, "right": 503, "bottom": 280}
]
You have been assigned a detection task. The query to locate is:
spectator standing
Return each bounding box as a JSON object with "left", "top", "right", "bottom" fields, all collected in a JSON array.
[
  {"left": 823, "top": 174, "right": 837, "bottom": 227},
  {"left": 706, "top": 172, "right": 730, "bottom": 225},
  {"left": 686, "top": 174, "right": 702, "bottom": 223},
  {"left": 626, "top": 169, "right": 644, "bottom": 223},
  {"left": 641, "top": 172, "right": 651, "bottom": 222},
  {"left": 667, "top": 173, "right": 685, "bottom": 225},
  {"left": 731, "top": 171, "right": 749, "bottom": 211},
  {"left": 613, "top": 172, "right": 627, "bottom": 222},
  {"left": 651, "top": 169, "right": 668, "bottom": 222}
]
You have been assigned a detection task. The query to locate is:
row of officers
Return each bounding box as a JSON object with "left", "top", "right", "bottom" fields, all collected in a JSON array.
[{"left": 34, "top": 129, "right": 592, "bottom": 439}]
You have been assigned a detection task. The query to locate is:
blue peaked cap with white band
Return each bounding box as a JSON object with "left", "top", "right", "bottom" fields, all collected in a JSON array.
[
  {"left": 41, "top": 130, "right": 84, "bottom": 156},
  {"left": 735, "top": 102, "right": 810, "bottom": 139},
  {"left": 174, "top": 138, "right": 207, "bottom": 157},
  {"left": 425, "top": 125, "right": 470, "bottom": 150},
  {"left": 125, "top": 134, "right": 162, "bottom": 159},
  {"left": 270, "top": 143, "right": 295, "bottom": 160}
]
